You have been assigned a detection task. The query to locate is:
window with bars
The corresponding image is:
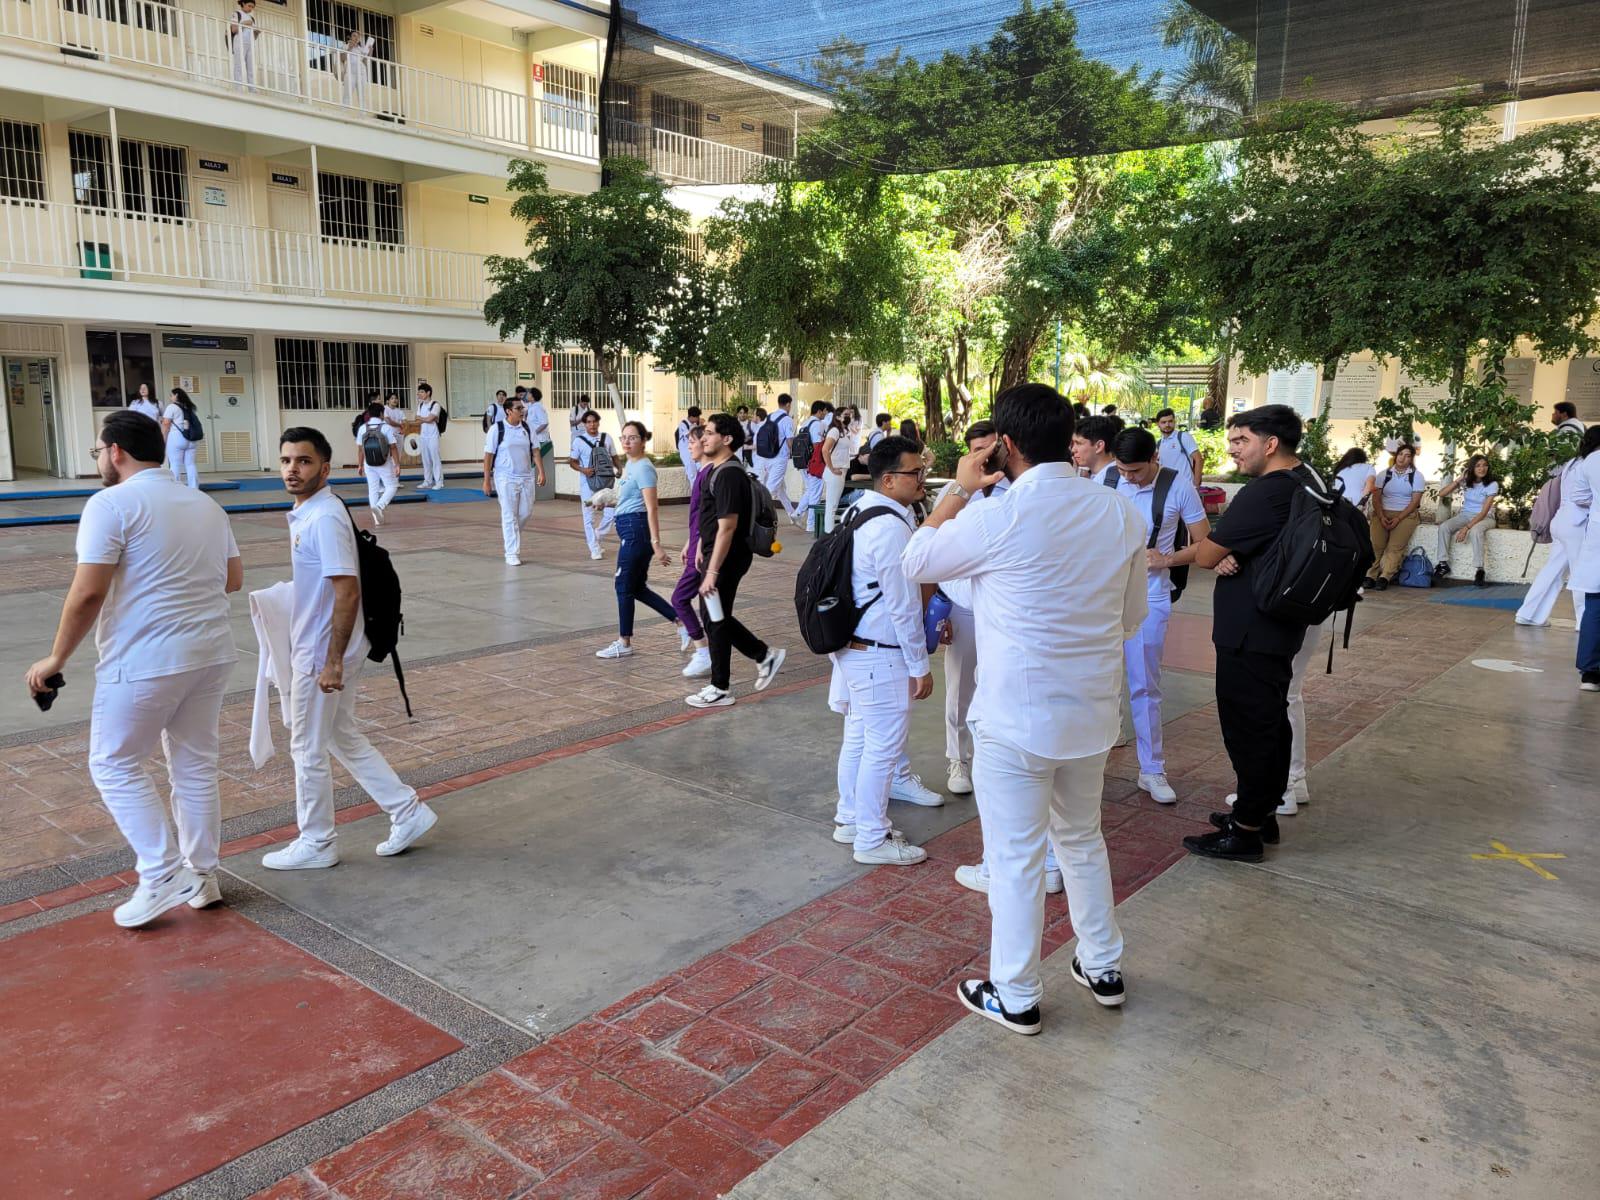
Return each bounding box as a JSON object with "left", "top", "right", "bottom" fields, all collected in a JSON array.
[
  {"left": 275, "top": 337, "right": 410, "bottom": 410},
  {"left": 651, "top": 94, "right": 703, "bottom": 141},
  {"left": 677, "top": 375, "right": 724, "bottom": 411},
  {"left": 69, "top": 131, "right": 188, "bottom": 219},
  {"left": 603, "top": 81, "right": 641, "bottom": 145},
  {"left": 306, "top": 0, "right": 394, "bottom": 81},
  {"left": 61, "top": 0, "right": 172, "bottom": 34},
  {"left": 549, "top": 351, "right": 635, "bottom": 412},
  {"left": 317, "top": 172, "right": 403, "bottom": 244},
  {"left": 825, "top": 361, "right": 871, "bottom": 411},
  {"left": 542, "top": 63, "right": 597, "bottom": 133},
  {"left": 0, "top": 121, "right": 46, "bottom": 203},
  {"left": 761, "top": 122, "right": 794, "bottom": 160}
]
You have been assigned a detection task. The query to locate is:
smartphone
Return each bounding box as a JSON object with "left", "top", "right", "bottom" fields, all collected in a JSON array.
[{"left": 982, "top": 440, "right": 1009, "bottom": 475}]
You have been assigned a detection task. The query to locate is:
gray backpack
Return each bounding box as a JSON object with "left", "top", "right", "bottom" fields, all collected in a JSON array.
[{"left": 579, "top": 433, "right": 616, "bottom": 489}]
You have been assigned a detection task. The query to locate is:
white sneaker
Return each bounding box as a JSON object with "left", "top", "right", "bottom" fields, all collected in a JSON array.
[
  {"left": 682, "top": 647, "right": 712, "bottom": 678},
  {"left": 1290, "top": 776, "right": 1311, "bottom": 807},
  {"left": 954, "top": 862, "right": 990, "bottom": 893},
  {"left": 1225, "top": 790, "right": 1298, "bottom": 817},
  {"left": 889, "top": 773, "right": 944, "bottom": 808},
  {"left": 188, "top": 873, "right": 223, "bottom": 909},
  {"left": 113, "top": 865, "right": 203, "bottom": 928},
  {"left": 686, "top": 684, "right": 734, "bottom": 708},
  {"left": 261, "top": 838, "right": 341, "bottom": 871},
  {"left": 853, "top": 835, "right": 927, "bottom": 866},
  {"left": 376, "top": 803, "right": 438, "bottom": 857},
  {"left": 1513, "top": 616, "right": 1549, "bottom": 627},
  {"left": 753, "top": 646, "right": 786, "bottom": 692},
  {"left": 679, "top": 626, "right": 693, "bottom": 653},
  {"left": 947, "top": 759, "right": 973, "bottom": 795},
  {"left": 833, "top": 823, "right": 902, "bottom": 844},
  {"left": 596, "top": 640, "right": 633, "bottom": 659},
  {"left": 590, "top": 548, "right": 603, "bottom": 560},
  {"left": 505, "top": 554, "right": 522, "bottom": 566},
  {"left": 371, "top": 506, "right": 384, "bottom": 527},
  {"left": 1139, "top": 772, "right": 1178, "bottom": 804}
]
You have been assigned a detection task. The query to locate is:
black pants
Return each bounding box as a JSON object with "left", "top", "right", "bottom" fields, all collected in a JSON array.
[
  {"left": 1214, "top": 646, "right": 1294, "bottom": 828},
  {"left": 700, "top": 550, "right": 768, "bottom": 690}
]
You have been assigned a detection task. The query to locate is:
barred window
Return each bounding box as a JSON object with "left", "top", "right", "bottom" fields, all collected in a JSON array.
[
  {"left": 0, "top": 121, "right": 46, "bottom": 203},
  {"left": 61, "top": 0, "right": 172, "bottom": 33},
  {"left": 604, "top": 81, "right": 641, "bottom": 147},
  {"left": 542, "top": 64, "right": 597, "bottom": 133},
  {"left": 306, "top": 0, "right": 394, "bottom": 81},
  {"left": 677, "top": 374, "right": 723, "bottom": 411},
  {"left": 69, "top": 131, "right": 188, "bottom": 219},
  {"left": 761, "top": 122, "right": 793, "bottom": 160},
  {"left": 318, "top": 172, "right": 402, "bottom": 244},
  {"left": 549, "top": 350, "right": 636, "bottom": 412},
  {"left": 822, "top": 360, "right": 871, "bottom": 411},
  {"left": 651, "top": 94, "right": 702, "bottom": 141},
  {"left": 275, "top": 337, "right": 409, "bottom": 410}
]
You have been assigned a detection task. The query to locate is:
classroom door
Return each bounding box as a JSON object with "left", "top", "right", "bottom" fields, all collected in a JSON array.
[
  {"left": 3, "top": 356, "right": 64, "bottom": 476},
  {"left": 163, "top": 354, "right": 259, "bottom": 472}
]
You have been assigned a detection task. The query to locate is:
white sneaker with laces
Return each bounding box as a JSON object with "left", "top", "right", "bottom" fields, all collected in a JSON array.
[
  {"left": 682, "top": 648, "right": 712, "bottom": 678},
  {"left": 188, "top": 873, "right": 223, "bottom": 910},
  {"left": 686, "top": 684, "right": 734, "bottom": 708},
  {"left": 947, "top": 759, "right": 973, "bottom": 795},
  {"left": 505, "top": 554, "right": 521, "bottom": 566},
  {"left": 1225, "top": 790, "right": 1298, "bottom": 817},
  {"left": 261, "top": 838, "right": 341, "bottom": 871},
  {"left": 1139, "top": 772, "right": 1178, "bottom": 804},
  {"left": 754, "top": 647, "right": 786, "bottom": 691},
  {"left": 833, "top": 823, "right": 902, "bottom": 844},
  {"left": 596, "top": 640, "right": 633, "bottom": 659},
  {"left": 377, "top": 803, "right": 438, "bottom": 856},
  {"left": 889, "top": 772, "right": 944, "bottom": 807},
  {"left": 114, "top": 865, "right": 203, "bottom": 928},
  {"left": 1290, "top": 776, "right": 1311, "bottom": 806},
  {"left": 954, "top": 862, "right": 990, "bottom": 893},
  {"left": 853, "top": 835, "right": 927, "bottom": 866}
]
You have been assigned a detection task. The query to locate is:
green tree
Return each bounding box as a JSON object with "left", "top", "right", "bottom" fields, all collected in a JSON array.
[
  {"left": 484, "top": 157, "right": 688, "bottom": 419},
  {"left": 1157, "top": 0, "right": 1254, "bottom": 135}
]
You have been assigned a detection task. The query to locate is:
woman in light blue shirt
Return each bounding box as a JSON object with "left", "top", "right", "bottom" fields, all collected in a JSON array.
[
  {"left": 596, "top": 421, "right": 679, "bottom": 659},
  {"left": 1436, "top": 453, "right": 1500, "bottom": 586}
]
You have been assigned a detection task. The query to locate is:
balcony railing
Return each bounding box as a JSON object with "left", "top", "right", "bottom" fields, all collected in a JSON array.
[
  {"left": 0, "top": 0, "right": 599, "bottom": 160},
  {"left": 605, "top": 119, "right": 785, "bottom": 186},
  {"left": 0, "top": 199, "right": 490, "bottom": 310}
]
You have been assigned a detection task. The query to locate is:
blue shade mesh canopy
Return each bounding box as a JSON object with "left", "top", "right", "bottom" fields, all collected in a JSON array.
[{"left": 601, "top": 0, "right": 1600, "bottom": 180}]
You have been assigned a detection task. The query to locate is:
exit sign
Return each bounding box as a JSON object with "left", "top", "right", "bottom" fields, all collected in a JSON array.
[
  {"left": 540, "top": 353, "right": 553, "bottom": 371},
  {"left": 531, "top": 63, "right": 544, "bottom": 83},
  {"left": 468, "top": 194, "right": 489, "bottom": 204}
]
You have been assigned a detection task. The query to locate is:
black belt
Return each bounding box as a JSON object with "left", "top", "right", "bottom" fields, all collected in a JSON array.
[{"left": 847, "top": 638, "right": 900, "bottom": 651}]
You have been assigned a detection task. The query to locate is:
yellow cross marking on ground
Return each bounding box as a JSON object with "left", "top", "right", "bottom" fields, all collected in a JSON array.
[{"left": 1470, "top": 841, "right": 1566, "bottom": 881}]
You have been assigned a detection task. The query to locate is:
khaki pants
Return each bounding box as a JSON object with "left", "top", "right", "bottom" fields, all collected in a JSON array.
[{"left": 1367, "top": 508, "right": 1421, "bottom": 579}]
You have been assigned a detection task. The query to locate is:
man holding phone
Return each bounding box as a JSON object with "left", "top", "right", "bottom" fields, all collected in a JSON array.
[{"left": 26, "top": 410, "right": 243, "bottom": 927}]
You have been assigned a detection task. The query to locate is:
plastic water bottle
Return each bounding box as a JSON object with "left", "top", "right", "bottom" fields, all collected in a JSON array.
[
  {"left": 924, "top": 588, "right": 953, "bottom": 653},
  {"left": 704, "top": 590, "right": 725, "bottom": 623}
]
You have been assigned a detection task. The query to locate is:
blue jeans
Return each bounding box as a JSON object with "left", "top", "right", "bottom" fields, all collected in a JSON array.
[
  {"left": 1579, "top": 593, "right": 1600, "bottom": 675},
  {"left": 615, "top": 511, "right": 676, "bottom": 638}
]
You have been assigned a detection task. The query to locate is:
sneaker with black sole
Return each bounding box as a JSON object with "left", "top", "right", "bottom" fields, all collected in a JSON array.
[
  {"left": 1580, "top": 672, "right": 1600, "bottom": 693},
  {"left": 956, "top": 979, "right": 1041, "bottom": 1036},
  {"left": 1183, "top": 818, "right": 1265, "bottom": 862},
  {"left": 753, "top": 646, "right": 786, "bottom": 692},
  {"left": 1211, "top": 810, "right": 1279, "bottom": 844},
  {"left": 1433, "top": 562, "right": 1450, "bottom": 579},
  {"left": 1474, "top": 568, "right": 1487, "bottom": 587},
  {"left": 1070, "top": 956, "right": 1126, "bottom": 1008}
]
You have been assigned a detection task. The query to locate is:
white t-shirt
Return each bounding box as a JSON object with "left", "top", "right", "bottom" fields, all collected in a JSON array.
[
  {"left": 130, "top": 397, "right": 161, "bottom": 422},
  {"left": 1156, "top": 430, "right": 1198, "bottom": 476},
  {"left": 526, "top": 401, "right": 552, "bottom": 447},
  {"left": 755, "top": 412, "right": 794, "bottom": 461},
  {"left": 1116, "top": 469, "right": 1208, "bottom": 600},
  {"left": 1458, "top": 479, "right": 1500, "bottom": 517},
  {"left": 418, "top": 399, "right": 441, "bottom": 437},
  {"left": 359, "top": 417, "right": 398, "bottom": 474},
  {"left": 572, "top": 431, "right": 612, "bottom": 498},
  {"left": 162, "top": 403, "right": 190, "bottom": 442},
  {"left": 826, "top": 429, "right": 855, "bottom": 470},
  {"left": 1335, "top": 463, "right": 1375, "bottom": 505},
  {"left": 383, "top": 404, "right": 405, "bottom": 428},
  {"left": 485, "top": 420, "right": 534, "bottom": 478},
  {"left": 75, "top": 468, "right": 238, "bottom": 683},
  {"left": 1376, "top": 465, "right": 1426, "bottom": 510},
  {"left": 287, "top": 485, "right": 368, "bottom": 675}
]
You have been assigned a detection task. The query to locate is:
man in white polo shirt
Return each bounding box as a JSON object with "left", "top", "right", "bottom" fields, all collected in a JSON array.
[
  {"left": 26, "top": 411, "right": 242, "bottom": 927},
  {"left": 483, "top": 397, "right": 545, "bottom": 566},
  {"left": 264, "top": 426, "right": 438, "bottom": 870},
  {"left": 752, "top": 394, "right": 799, "bottom": 523},
  {"left": 1154, "top": 408, "right": 1204, "bottom": 486},
  {"left": 1111, "top": 426, "right": 1211, "bottom": 805}
]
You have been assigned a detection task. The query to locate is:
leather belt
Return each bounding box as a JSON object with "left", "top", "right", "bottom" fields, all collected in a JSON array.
[{"left": 846, "top": 638, "right": 901, "bottom": 651}]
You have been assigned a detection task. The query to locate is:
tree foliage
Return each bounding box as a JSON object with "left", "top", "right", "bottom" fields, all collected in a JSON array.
[{"left": 1157, "top": 0, "right": 1255, "bottom": 136}]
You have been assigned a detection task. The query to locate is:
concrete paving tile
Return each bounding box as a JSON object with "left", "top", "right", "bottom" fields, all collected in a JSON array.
[
  {"left": 666, "top": 1018, "right": 775, "bottom": 1082},
  {"left": 601, "top": 1040, "right": 723, "bottom": 1111},
  {"left": 525, "top": 1135, "right": 666, "bottom": 1200},
  {"left": 715, "top": 976, "right": 862, "bottom": 1056},
  {"left": 549, "top": 1069, "right": 678, "bottom": 1141},
  {"left": 644, "top": 1116, "right": 767, "bottom": 1194},
  {"left": 335, "top": 1123, "right": 534, "bottom": 1200}
]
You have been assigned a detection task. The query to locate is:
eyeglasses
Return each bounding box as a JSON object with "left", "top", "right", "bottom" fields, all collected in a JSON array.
[
  {"left": 883, "top": 468, "right": 927, "bottom": 480},
  {"left": 89, "top": 445, "right": 106, "bottom": 459}
]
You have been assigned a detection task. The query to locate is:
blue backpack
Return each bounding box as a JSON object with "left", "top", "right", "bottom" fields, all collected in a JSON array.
[{"left": 1397, "top": 547, "right": 1434, "bottom": 588}]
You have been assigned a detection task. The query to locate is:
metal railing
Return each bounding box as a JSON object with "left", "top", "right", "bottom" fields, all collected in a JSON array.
[
  {"left": 0, "top": 0, "right": 599, "bottom": 159},
  {"left": 605, "top": 118, "right": 785, "bottom": 186},
  {"left": 0, "top": 199, "right": 490, "bottom": 309}
]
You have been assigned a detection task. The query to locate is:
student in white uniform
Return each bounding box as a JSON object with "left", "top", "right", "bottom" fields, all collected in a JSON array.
[
  {"left": 905, "top": 384, "right": 1146, "bottom": 1033},
  {"left": 1111, "top": 427, "right": 1211, "bottom": 805},
  {"left": 1154, "top": 408, "right": 1204, "bottom": 486},
  {"left": 264, "top": 427, "right": 438, "bottom": 870},
  {"left": 340, "top": 28, "right": 376, "bottom": 110},
  {"left": 526, "top": 386, "right": 553, "bottom": 481},
  {"left": 355, "top": 401, "right": 399, "bottom": 526},
  {"left": 752, "top": 395, "right": 799, "bottom": 522},
  {"left": 382, "top": 390, "right": 405, "bottom": 432},
  {"left": 129, "top": 382, "right": 161, "bottom": 423},
  {"left": 484, "top": 389, "right": 509, "bottom": 431},
  {"left": 677, "top": 406, "right": 702, "bottom": 488},
  {"left": 229, "top": 0, "right": 261, "bottom": 90},
  {"left": 820, "top": 411, "right": 855, "bottom": 533},
  {"left": 26, "top": 411, "right": 242, "bottom": 927},
  {"left": 736, "top": 405, "right": 758, "bottom": 465},
  {"left": 483, "top": 398, "right": 545, "bottom": 566},
  {"left": 1069, "top": 414, "right": 1122, "bottom": 485},
  {"left": 161, "top": 387, "right": 202, "bottom": 488},
  {"left": 798, "top": 402, "right": 835, "bottom": 527},
  {"left": 829, "top": 434, "right": 934, "bottom": 865},
  {"left": 571, "top": 409, "right": 616, "bottom": 560},
  {"left": 1435, "top": 454, "right": 1500, "bottom": 585},
  {"left": 1516, "top": 447, "right": 1592, "bottom": 628},
  {"left": 415, "top": 382, "right": 444, "bottom": 490},
  {"left": 1332, "top": 447, "right": 1376, "bottom": 510},
  {"left": 1569, "top": 429, "right": 1600, "bottom": 690}
]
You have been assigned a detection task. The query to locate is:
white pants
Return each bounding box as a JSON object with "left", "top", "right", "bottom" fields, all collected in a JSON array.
[
  {"left": 289, "top": 661, "right": 418, "bottom": 849},
  {"left": 343, "top": 65, "right": 369, "bottom": 110},
  {"left": 419, "top": 430, "right": 443, "bottom": 488},
  {"left": 830, "top": 647, "right": 911, "bottom": 853},
  {"left": 230, "top": 31, "right": 255, "bottom": 87},
  {"left": 944, "top": 603, "right": 977, "bottom": 764},
  {"left": 1516, "top": 514, "right": 1588, "bottom": 626},
  {"left": 87, "top": 662, "right": 230, "bottom": 888},
  {"left": 1437, "top": 511, "right": 1495, "bottom": 571},
  {"left": 496, "top": 472, "right": 534, "bottom": 558},
  {"left": 168, "top": 438, "right": 198, "bottom": 488},
  {"left": 800, "top": 471, "right": 826, "bottom": 524},
  {"left": 365, "top": 464, "right": 398, "bottom": 516},
  {"left": 1122, "top": 594, "right": 1171, "bottom": 776},
  {"left": 755, "top": 454, "right": 797, "bottom": 518},
  {"left": 972, "top": 729, "right": 1121, "bottom": 1012},
  {"left": 823, "top": 470, "right": 847, "bottom": 533},
  {"left": 580, "top": 486, "right": 616, "bottom": 553},
  {"left": 1288, "top": 617, "right": 1324, "bottom": 784}
]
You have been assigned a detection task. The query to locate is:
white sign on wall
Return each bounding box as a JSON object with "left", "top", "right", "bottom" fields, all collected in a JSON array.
[
  {"left": 1398, "top": 368, "right": 1450, "bottom": 408},
  {"left": 1564, "top": 357, "right": 1600, "bottom": 421},
  {"left": 1328, "top": 360, "right": 1382, "bottom": 421},
  {"left": 1266, "top": 363, "right": 1319, "bottom": 416},
  {"left": 1500, "top": 357, "right": 1536, "bottom": 406}
]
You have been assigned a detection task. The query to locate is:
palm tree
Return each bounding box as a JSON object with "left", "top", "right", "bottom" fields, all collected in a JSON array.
[{"left": 1158, "top": 2, "right": 1255, "bottom": 136}]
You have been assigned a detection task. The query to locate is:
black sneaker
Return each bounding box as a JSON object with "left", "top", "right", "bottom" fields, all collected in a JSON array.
[
  {"left": 1182, "top": 819, "right": 1265, "bottom": 863},
  {"left": 1371, "top": 576, "right": 1389, "bottom": 591},
  {"left": 956, "top": 979, "right": 1041, "bottom": 1036},
  {"left": 1070, "top": 957, "right": 1126, "bottom": 1008},
  {"left": 1211, "top": 810, "right": 1279, "bottom": 844},
  {"left": 1580, "top": 672, "right": 1600, "bottom": 693},
  {"left": 1474, "top": 569, "right": 1487, "bottom": 588},
  {"left": 1433, "top": 561, "right": 1450, "bottom": 578}
]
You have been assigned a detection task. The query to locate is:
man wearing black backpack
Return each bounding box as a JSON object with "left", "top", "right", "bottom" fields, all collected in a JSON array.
[
  {"left": 752, "top": 394, "right": 799, "bottom": 525},
  {"left": 1183, "top": 405, "right": 1322, "bottom": 863},
  {"left": 263, "top": 428, "right": 438, "bottom": 871}
]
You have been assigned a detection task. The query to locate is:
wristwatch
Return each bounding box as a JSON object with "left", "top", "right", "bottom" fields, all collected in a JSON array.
[{"left": 947, "top": 482, "right": 971, "bottom": 501}]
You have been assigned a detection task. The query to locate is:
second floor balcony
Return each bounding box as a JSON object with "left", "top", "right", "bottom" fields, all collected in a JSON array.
[
  {"left": 605, "top": 118, "right": 786, "bottom": 187},
  {"left": 0, "top": 198, "right": 490, "bottom": 311}
]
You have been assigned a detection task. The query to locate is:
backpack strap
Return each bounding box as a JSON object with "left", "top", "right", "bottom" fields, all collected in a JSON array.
[
  {"left": 1147, "top": 467, "right": 1178, "bottom": 551},
  {"left": 845, "top": 505, "right": 902, "bottom": 617},
  {"left": 390, "top": 650, "right": 413, "bottom": 718},
  {"left": 1100, "top": 465, "right": 1118, "bottom": 487}
]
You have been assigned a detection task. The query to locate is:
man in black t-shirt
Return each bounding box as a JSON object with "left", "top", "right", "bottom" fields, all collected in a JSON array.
[
  {"left": 687, "top": 413, "right": 785, "bottom": 708},
  {"left": 1182, "top": 404, "right": 1312, "bottom": 863}
]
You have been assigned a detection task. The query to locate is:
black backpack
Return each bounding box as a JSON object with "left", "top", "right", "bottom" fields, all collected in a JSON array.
[
  {"left": 790, "top": 420, "right": 815, "bottom": 469},
  {"left": 435, "top": 405, "right": 449, "bottom": 434},
  {"left": 1251, "top": 466, "right": 1375, "bottom": 669},
  {"left": 755, "top": 413, "right": 783, "bottom": 459},
  {"left": 181, "top": 405, "right": 205, "bottom": 442},
  {"left": 344, "top": 509, "right": 412, "bottom": 717},
  {"left": 360, "top": 421, "right": 389, "bottom": 468},
  {"left": 1106, "top": 466, "right": 1179, "bottom": 550},
  {"left": 711, "top": 461, "right": 780, "bottom": 558},
  {"left": 793, "top": 505, "right": 900, "bottom": 654}
]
